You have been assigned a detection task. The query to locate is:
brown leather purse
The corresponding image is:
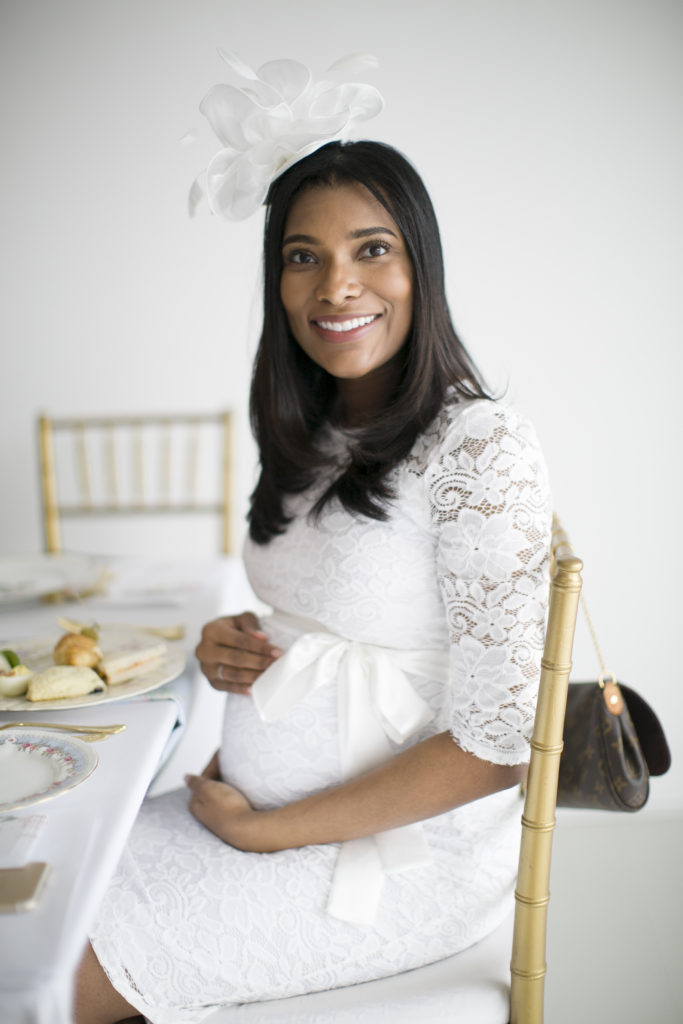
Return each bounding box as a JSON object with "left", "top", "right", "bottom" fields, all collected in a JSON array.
[
  {"left": 557, "top": 675, "right": 671, "bottom": 811},
  {"left": 556, "top": 589, "right": 671, "bottom": 811}
]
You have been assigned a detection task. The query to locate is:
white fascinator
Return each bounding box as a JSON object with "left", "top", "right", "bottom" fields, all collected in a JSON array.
[{"left": 189, "top": 51, "right": 384, "bottom": 221}]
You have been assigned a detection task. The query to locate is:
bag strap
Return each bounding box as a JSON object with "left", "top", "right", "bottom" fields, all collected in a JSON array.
[
  {"left": 552, "top": 516, "right": 621, "bottom": 709},
  {"left": 579, "top": 593, "right": 616, "bottom": 688}
]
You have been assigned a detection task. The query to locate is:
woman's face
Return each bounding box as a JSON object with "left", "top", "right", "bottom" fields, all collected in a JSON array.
[{"left": 280, "top": 182, "right": 413, "bottom": 386}]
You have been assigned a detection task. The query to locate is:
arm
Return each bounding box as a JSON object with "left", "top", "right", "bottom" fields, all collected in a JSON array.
[{"left": 186, "top": 731, "right": 526, "bottom": 852}]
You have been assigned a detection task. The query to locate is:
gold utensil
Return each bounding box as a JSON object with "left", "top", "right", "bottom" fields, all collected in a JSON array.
[
  {"left": 0, "top": 722, "right": 126, "bottom": 743},
  {"left": 56, "top": 616, "right": 185, "bottom": 641}
]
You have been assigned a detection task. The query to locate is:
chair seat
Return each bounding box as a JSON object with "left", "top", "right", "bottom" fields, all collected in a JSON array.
[{"left": 205, "top": 912, "right": 513, "bottom": 1023}]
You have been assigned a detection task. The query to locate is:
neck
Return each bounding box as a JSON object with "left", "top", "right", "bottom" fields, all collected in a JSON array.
[{"left": 335, "top": 353, "right": 404, "bottom": 427}]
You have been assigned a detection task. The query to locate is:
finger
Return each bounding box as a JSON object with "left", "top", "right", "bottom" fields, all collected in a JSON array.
[
  {"left": 213, "top": 665, "right": 262, "bottom": 686},
  {"left": 200, "top": 669, "right": 255, "bottom": 695},
  {"left": 196, "top": 628, "right": 276, "bottom": 663},
  {"left": 234, "top": 611, "right": 264, "bottom": 635},
  {"left": 213, "top": 679, "right": 253, "bottom": 696},
  {"left": 185, "top": 772, "right": 204, "bottom": 793},
  {"left": 201, "top": 613, "right": 267, "bottom": 648},
  {"left": 206, "top": 666, "right": 254, "bottom": 695},
  {"left": 186, "top": 783, "right": 215, "bottom": 829},
  {"left": 221, "top": 683, "right": 253, "bottom": 696},
  {"left": 194, "top": 643, "right": 272, "bottom": 675},
  {"left": 200, "top": 644, "right": 276, "bottom": 672},
  {"left": 186, "top": 773, "right": 225, "bottom": 799},
  {"left": 206, "top": 667, "right": 258, "bottom": 692}
]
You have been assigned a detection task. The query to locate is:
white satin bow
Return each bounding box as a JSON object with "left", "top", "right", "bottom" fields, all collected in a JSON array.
[{"left": 251, "top": 612, "right": 450, "bottom": 926}]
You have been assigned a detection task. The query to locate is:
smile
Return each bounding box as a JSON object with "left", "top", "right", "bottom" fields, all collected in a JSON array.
[{"left": 313, "top": 314, "right": 380, "bottom": 333}]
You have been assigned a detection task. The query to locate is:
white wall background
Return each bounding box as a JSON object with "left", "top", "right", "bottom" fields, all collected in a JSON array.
[{"left": 1, "top": 0, "right": 681, "bottom": 811}]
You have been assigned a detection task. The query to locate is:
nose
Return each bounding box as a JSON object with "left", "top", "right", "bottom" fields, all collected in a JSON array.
[{"left": 314, "top": 258, "right": 362, "bottom": 305}]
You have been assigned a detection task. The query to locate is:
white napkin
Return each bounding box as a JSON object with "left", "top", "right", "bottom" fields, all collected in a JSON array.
[{"left": 0, "top": 813, "right": 46, "bottom": 867}]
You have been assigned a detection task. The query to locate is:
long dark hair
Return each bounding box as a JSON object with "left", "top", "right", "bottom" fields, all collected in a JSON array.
[{"left": 248, "top": 140, "right": 490, "bottom": 543}]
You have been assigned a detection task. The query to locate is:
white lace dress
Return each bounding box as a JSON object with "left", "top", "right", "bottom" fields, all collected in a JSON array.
[{"left": 89, "top": 398, "right": 552, "bottom": 1024}]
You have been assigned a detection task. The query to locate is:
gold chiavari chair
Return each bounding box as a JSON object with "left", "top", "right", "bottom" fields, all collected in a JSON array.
[
  {"left": 37, "top": 411, "right": 232, "bottom": 555},
  {"left": 201, "top": 517, "right": 583, "bottom": 1023},
  {"left": 509, "top": 516, "right": 582, "bottom": 1022}
]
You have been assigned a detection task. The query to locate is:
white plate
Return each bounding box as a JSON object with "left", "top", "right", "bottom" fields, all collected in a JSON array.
[
  {"left": 0, "top": 629, "right": 186, "bottom": 711},
  {"left": 0, "top": 553, "right": 106, "bottom": 604},
  {"left": 0, "top": 728, "right": 99, "bottom": 812}
]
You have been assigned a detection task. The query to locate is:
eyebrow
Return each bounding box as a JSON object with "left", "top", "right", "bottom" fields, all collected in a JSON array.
[{"left": 282, "top": 226, "right": 398, "bottom": 247}]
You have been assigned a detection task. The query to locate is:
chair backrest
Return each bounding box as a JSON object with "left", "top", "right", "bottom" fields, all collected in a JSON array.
[
  {"left": 37, "top": 410, "right": 232, "bottom": 555},
  {"left": 509, "top": 516, "right": 582, "bottom": 1023}
]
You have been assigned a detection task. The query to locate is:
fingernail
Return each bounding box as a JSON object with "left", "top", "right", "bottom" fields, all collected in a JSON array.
[
  {"left": 184, "top": 774, "right": 192, "bottom": 785},
  {"left": 270, "top": 647, "right": 284, "bottom": 658}
]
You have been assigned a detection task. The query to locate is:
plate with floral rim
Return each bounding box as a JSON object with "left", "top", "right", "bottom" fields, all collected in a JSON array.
[{"left": 0, "top": 728, "right": 99, "bottom": 813}]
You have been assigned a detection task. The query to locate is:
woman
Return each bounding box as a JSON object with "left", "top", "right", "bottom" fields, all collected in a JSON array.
[{"left": 75, "top": 140, "right": 551, "bottom": 1024}]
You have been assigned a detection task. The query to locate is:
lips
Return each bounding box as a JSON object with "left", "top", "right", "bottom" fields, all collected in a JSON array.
[
  {"left": 310, "top": 313, "right": 381, "bottom": 342},
  {"left": 313, "top": 314, "right": 379, "bottom": 332}
]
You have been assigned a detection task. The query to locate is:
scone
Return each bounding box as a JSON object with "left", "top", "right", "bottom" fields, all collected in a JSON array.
[{"left": 27, "top": 665, "right": 105, "bottom": 702}]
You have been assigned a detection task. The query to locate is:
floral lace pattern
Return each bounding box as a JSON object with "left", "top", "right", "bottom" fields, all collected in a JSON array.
[
  {"left": 90, "top": 398, "right": 551, "bottom": 1022},
  {"left": 415, "top": 400, "right": 551, "bottom": 762}
]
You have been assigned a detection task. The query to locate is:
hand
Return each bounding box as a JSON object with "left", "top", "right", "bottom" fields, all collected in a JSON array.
[
  {"left": 195, "top": 611, "right": 283, "bottom": 695},
  {"left": 185, "top": 771, "right": 258, "bottom": 850}
]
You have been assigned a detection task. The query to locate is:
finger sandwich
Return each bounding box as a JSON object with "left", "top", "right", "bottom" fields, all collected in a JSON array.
[
  {"left": 27, "top": 665, "right": 104, "bottom": 701},
  {"left": 97, "top": 636, "right": 167, "bottom": 686}
]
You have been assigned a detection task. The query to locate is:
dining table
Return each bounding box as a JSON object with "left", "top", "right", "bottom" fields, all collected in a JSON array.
[{"left": 0, "top": 552, "right": 258, "bottom": 1024}]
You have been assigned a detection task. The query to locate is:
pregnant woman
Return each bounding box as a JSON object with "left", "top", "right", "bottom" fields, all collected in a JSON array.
[{"left": 75, "top": 55, "right": 551, "bottom": 1024}]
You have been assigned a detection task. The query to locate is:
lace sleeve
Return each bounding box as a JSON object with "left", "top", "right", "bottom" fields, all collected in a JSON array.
[{"left": 425, "top": 400, "right": 552, "bottom": 765}]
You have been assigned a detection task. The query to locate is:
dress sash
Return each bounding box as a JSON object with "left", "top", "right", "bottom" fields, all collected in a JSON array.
[{"left": 251, "top": 610, "right": 450, "bottom": 926}]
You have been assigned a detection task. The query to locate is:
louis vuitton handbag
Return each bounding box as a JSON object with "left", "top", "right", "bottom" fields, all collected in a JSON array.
[{"left": 557, "top": 595, "right": 671, "bottom": 811}]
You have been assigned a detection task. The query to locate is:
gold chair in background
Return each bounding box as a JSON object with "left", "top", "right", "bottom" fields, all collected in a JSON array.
[{"left": 38, "top": 411, "right": 232, "bottom": 555}]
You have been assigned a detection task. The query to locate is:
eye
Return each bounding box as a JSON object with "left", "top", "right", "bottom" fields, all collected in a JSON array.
[
  {"left": 360, "top": 239, "right": 392, "bottom": 259},
  {"left": 284, "top": 248, "right": 317, "bottom": 265}
]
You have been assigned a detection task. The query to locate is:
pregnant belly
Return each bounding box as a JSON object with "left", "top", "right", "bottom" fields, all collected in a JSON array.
[{"left": 219, "top": 684, "right": 342, "bottom": 811}]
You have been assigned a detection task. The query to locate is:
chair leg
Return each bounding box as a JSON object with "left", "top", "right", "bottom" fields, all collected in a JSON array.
[{"left": 38, "top": 415, "right": 61, "bottom": 554}]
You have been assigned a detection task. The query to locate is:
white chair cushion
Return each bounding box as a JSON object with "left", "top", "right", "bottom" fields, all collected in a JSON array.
[{"left": 206, "top": 912, "right": 512, "bottom": 1023}]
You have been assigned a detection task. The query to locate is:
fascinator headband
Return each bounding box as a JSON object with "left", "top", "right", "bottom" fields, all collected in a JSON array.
[{"left": 189, "top": 51, "right": 384, "bottom": 221}]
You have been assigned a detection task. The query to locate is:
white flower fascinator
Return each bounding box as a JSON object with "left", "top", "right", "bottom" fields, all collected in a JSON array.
[{"left": 189, "top": 51, "right": 384, "bottom": 221}]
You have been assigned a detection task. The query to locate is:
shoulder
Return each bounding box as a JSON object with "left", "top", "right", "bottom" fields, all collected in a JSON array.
[
  {"left": 402, "top": 396, "right": 551, "bottom": 528},
  {"left": 410, "top": 395, "right": 546, "bottom": 474}
]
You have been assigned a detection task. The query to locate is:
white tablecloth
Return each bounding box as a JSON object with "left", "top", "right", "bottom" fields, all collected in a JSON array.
[
  {"left": 0, "top": 554, "right": 259, "bottom": 1024},
  {"left": 0, "top": 700, "right": 178, "bottom": 1024}
]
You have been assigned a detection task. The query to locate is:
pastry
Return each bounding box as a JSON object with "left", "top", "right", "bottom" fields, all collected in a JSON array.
[{"left": 54, "top": 631, "right": 102, "bottom": 668}]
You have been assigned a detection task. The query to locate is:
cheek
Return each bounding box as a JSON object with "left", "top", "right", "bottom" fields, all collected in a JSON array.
[
  {"left": 279, "top": 290, "right": 309, "bottom": 352},
  {"left": 279, "top": 277, "right": 293, "bottom": 318},
  {"left": 281, "top": 277, "right": 314, "bottom": 343},
  {"left": 390, "top": 275, "right": 413, "bottom": 330},
  {"left": 381, "top": 264, "right": 412, "bottom": 309}
]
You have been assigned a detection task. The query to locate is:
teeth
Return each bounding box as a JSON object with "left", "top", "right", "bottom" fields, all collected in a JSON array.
[{"left": 316, "top": 315, "right": 378, "bottom": 333}]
